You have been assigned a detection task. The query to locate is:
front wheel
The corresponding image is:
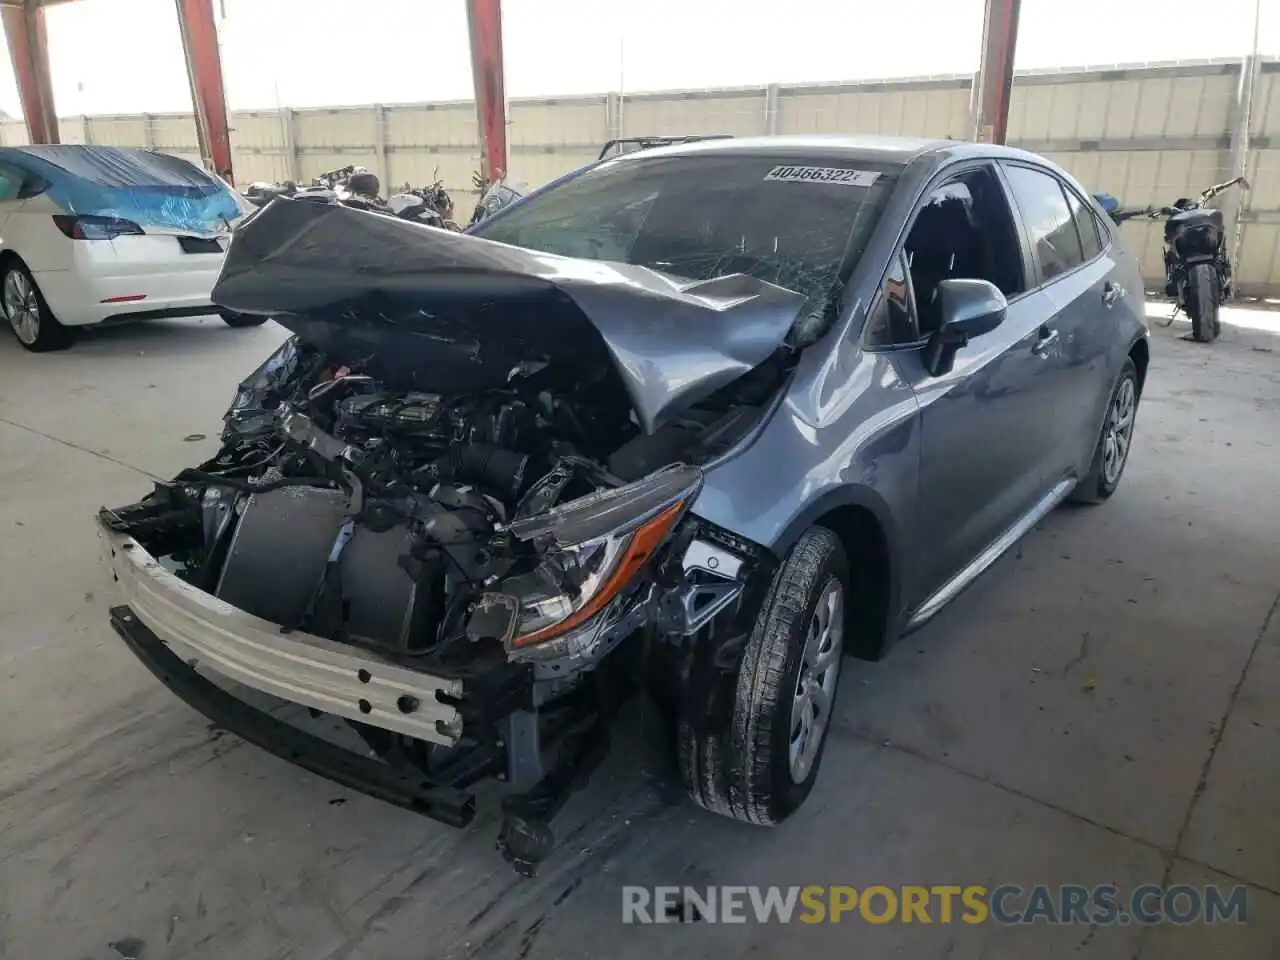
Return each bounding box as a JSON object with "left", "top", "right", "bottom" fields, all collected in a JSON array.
[
  {"left": 1185, "top": 262, "right": 1220, "bottom": 343},
  {"left": 679, "top": 526, "right": 848, "bottom": 825},
  {"left": 219, "top": 310, "right": 268, "bottom": 328}
]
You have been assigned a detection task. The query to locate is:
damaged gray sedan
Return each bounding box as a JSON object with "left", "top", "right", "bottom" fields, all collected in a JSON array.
[{"left": 100, "top": 136, "right": 1148, "bottom": 875}]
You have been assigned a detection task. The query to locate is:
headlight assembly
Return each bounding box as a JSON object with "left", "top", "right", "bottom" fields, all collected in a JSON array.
[{"left": 497, "top": 464, "right": 702, "bottom": 655}]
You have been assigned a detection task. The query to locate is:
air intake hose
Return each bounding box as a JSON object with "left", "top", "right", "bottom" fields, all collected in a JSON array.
[{"left": 421, "top": 443, "right": 529, "bottom": 501}]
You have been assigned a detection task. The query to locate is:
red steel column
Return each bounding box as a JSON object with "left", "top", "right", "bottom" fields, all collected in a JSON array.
[
  {"left": 971, "top": 0, "right": 1022, "bottom": 144},
  {"left": 2, "top": 2, "right": 59, "bottom": 144},
  {"left": 465, "top": 0, "right": 508, "bottom": 183},
  {"left": 175, "top": 0, "right": 233, "bottom": 182}
]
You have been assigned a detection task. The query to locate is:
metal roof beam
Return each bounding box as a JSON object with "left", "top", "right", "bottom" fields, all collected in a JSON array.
[
  {"left": 1, "top": 0, "right": 58, "bottom": 142},
  {"left": 972, "top": 0, "right": 1022, "bottom": 143},
  {"left": 466, "top": 0, "right": 508, "bottom": 184},
  {"left": 175, "top": 0, "right": 233, "bottom": 181}
]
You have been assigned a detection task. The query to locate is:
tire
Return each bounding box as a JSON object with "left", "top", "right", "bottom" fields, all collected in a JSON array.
[
  {"left": 679, "top": 526, "right": 849, "bottom": 825},
  {"left": 2, "top": 260, "right": 72, "bottom": 352},
  {"left": 1185, "top": 263, "right": 1220, "bottom": 343},
  {"left": 219, "top": 309, "right": 268, "bottom": 328},
  {"left": 1069, "top": 358, "right": 1140, "bottom": 504}
]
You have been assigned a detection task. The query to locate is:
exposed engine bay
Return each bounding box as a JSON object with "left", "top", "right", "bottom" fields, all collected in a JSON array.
[{"left": 103, "top": 333, "right": 777, "bottom": 666}]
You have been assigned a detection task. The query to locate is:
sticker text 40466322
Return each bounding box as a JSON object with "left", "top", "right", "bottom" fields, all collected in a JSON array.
[{"left": 763, "top": 166, "right": 881, "bottom": 187}]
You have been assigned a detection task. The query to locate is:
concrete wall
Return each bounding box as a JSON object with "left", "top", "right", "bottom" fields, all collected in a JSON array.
[{"left": 3, "top": 58, "right": 1277, "bottom": 295}]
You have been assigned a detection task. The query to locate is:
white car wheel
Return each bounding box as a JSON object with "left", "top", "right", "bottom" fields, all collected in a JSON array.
[{"left": 2, "top": 262, "right": 71, "bottom": 352}]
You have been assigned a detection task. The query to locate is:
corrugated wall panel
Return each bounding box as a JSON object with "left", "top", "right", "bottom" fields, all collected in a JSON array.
[
  {"left": 295, "top": 109, "right": 376, "bottom": 149},
  {"left": 509, "top": 99, "right": 606, "bottom": 147},
  {"left": 1130, "top": 78, "right": 1176, "bottom": 137},
  {"left": 621, "top": 94, "right": 765, "bottom": 137},
  {"left": 232, "top": 153, "right": 291, "bottom": 185},
  {"left": 1101, "top": 80, "right": 1143, "bottom": 139},
  {"left": 151, "top": 116, "right": 199, "bottom": 150},
  {"left": 57, "top": 118, "right": 87, "bottom": 144},
  {"left": 1236, "top": 224, "right": 1280, "bottom": 292},
  {"left": 1244, "top": 149, "right": 1280, "bottom": 210},
  {"left": 385, "top": 104, "right": 477, "bottom": 148},
  {"left": 1251, "top": 70, "right": 1278, "bottom": 137},
  {"left": 87, "top": 117, "right": 149, "bottom": 146},
  {"left": 777, "top": 93, "right": 842, "bottom": 134},
  {"left": 779, "top": 88, "right": 968, "bottom": 138},
  {"left": 1009, "top": 84, "right": 1066, "bottom": 141},
  {"left": 1163, "top": 74, "right": 1237, "bottom": 137},
  {"left": 1017, "top": 72, "right": 1231, "bottom": 142},
  {"left": 508, "top": 150, "right": 596, "bottom": 186},
  {"left": 385, "top": 151, "right": 475, "bottom": 193},
  {"left": 232, "top": 113, "right": 288, "bottom": 151},
  {"left": 0, "top": 121, "right": 28, "bottom": 145}
]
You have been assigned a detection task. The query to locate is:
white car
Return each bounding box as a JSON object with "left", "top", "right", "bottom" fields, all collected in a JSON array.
[{"left": 0, "top": 145, "right": 264, "bottom": 352}]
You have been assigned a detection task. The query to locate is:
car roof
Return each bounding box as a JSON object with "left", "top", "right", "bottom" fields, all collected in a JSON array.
[{"left": 603, "top": 134, "right": 1037, "bottom": 167}]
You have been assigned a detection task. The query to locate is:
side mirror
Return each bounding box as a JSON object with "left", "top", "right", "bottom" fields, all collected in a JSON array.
[{"left": 923, "top": 278, "right": 1008, "bottom": 377}]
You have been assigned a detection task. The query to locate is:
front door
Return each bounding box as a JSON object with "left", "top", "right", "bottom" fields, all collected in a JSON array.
[{"left": 881, "top": 164, "right": 1062, "bottom": 607}]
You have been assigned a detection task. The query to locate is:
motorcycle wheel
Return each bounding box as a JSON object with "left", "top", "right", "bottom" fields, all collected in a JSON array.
[{"left": 1185, "top": 262, "right": 1220, "bottom": 343}]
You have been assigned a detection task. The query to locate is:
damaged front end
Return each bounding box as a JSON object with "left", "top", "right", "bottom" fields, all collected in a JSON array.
[{"left": 100, "top": 199, "right": 798, "bottom": 874}]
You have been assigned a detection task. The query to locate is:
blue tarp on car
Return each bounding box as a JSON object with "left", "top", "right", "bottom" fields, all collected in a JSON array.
[{"left": 0, "top": 145, "right": 239, "bottom": 234}]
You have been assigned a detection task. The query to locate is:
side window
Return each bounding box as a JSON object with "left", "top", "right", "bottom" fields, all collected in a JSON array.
[
  {"left": 1002, "top": 165, "right": 1085, "bottom": 282},
  {"left": 901, "top": 165, "right": 1027, "bottom": 337},
  {"left": 0, "top": 163, "right": 26, "bottom": 202},
  {"left": 865, "top": 251, "right": 919, "bottom": 346},
  {"left": 1064, "top": 187, "right": 1102, "bottom": 260}
]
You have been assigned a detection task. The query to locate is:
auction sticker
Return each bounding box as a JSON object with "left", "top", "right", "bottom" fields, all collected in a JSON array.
[{"left": 764, "top": 166, "right": 881, "bottom": 186}]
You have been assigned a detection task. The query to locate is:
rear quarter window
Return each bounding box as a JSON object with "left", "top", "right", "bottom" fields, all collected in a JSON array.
[
  {"left": 1064, "top": 187, "right": 1103, "bottom": 260},
  {"left": 1002, "top": 164, "right": 1086, "bottom": 281}
]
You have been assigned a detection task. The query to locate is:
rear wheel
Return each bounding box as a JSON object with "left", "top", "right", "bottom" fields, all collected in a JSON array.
[
  {"left": 2, "top": 261, "right": 72, "bottom": 352},
  {"left": 219, "top": 309, "right": 268, "bottom": 328},
  {"left": 1070, "top": 358, "right": 1139, "bottom": 504},
  {"left": 1185, "top": 263, "right": 1220, "bottom": 343}
]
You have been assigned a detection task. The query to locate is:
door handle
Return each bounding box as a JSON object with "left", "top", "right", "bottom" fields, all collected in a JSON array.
[
  {"left": 1102, "top": 282, "right": 1124, "bottom": 307},
  {"left": 1032, "top": 327, "right": 1060, "bottom": 357}
]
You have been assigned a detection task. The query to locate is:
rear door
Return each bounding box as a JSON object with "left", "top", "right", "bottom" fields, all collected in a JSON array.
[{"left": 1000, "top": 163, "right": 1122, "bottom": 481}]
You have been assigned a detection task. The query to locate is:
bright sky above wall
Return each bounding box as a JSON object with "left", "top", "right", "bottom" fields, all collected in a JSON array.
[{"left": 0, "top": 0, "right": 1274, "bottom": 117}]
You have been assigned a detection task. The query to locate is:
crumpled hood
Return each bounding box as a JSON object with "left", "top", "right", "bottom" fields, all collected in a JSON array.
[{"left": 212, "top": 198, "right": 807, "bottom": 433}]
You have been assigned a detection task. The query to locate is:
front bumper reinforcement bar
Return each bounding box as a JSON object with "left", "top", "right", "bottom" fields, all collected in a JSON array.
[{"left": 109, "top": 605, "right": 477, "bottom": 827}]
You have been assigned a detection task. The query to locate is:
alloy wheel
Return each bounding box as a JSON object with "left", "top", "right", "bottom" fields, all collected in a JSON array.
[
  {"left": 4, "top": 270, "right": 41, "bottom": 345},
  {"left": 789, "top": 577, "right": 844, "bottom": 784},
  {"left": 1102, "top": 377, "right": 1136, "bottom": 486}
]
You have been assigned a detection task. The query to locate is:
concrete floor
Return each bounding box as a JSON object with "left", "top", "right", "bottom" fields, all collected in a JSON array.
[{"left": 0, "top": 307, "right": 1277, "bottom": 959}]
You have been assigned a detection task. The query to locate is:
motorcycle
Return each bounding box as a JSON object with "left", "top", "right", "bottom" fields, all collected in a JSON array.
[
  {"left": 243, "top": 166, "right": 371, "bottom": 208},
  {"left": 1091, "top": 193, "right": 1152, "bottom": 226},
  {"left": 302, "top": 165, "right": 370, "bottom": 204},
  {"left": 387, "top": 174, "right": 461, "bottom": 230},
  {"left": 244, "top": 168, "right": 471, "bottom": 233},
  {"left": 1149, "top": 177, "right": 1249, "bottom": 343},
  {"left": 468, "top": 170, "right": 528, "bottom": 227},
  {"left": 243, "top": 180, "right": 300, "bottom": 208}
]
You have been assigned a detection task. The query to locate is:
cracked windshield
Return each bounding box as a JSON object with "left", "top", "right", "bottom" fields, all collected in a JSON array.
[{"left": 474, "top": 155, "right": 898, "bottom": 339}]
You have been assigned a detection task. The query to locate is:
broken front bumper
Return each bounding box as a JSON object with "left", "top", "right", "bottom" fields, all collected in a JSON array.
[
  {"left": 100, "top": 528, "right": 464, "bottom": 745},
  {"left": 107, "top": 606, "right": 479, "bottom": 825}
]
